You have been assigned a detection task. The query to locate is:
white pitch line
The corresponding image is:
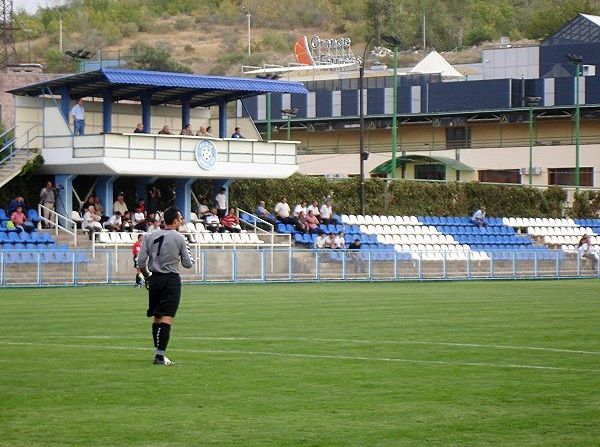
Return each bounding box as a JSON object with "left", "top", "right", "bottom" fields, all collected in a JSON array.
[
  {"left": 6, "top": 341, "right": 600, "bottom": 373},
  {"left": 64, "top": 335, "right": 600, "bottom": 356}
]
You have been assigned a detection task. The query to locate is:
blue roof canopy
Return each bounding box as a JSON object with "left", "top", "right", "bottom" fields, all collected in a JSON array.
[{"left": 8, "top": 68, "right": 308, "bottom": 107}]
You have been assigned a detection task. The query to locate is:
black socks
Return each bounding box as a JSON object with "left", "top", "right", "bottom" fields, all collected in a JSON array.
[
  {"left": 155, "top": 322, "right": 171, "bottom": 356},
  {"left": 152, "top": 322, "right": 160, "bottom": 348}
]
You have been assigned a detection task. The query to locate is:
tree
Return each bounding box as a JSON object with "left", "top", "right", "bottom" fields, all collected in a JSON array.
[{"left": 129, "top": 43, "right": 192, "bottom": 73}]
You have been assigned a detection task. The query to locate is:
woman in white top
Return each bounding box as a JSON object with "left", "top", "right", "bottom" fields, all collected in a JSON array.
[{"left": 319, "top": 199, "right": 334, "bottom": 224}]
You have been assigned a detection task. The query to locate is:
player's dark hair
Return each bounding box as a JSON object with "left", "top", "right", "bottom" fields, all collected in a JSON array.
[{"left": 163, "top": 207, "right": 181, "bottom": 225}]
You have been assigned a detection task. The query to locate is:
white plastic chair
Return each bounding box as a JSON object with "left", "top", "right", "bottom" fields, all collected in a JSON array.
[
  {"left": 348, "top": 215, "right": 358, "bottom": 225},
  {"left": 190, "top": 212, "right": 200, "bottom": 223},
  {"left": 380, "top": 215, "right": 389, "bottom": 224},
  {"left": 341, "top": 214, "right": 350, "bottom": 224},
  {"left": 364, "top": 215, "right": 374, "bottom": 224},
  {"left": 371, "top": 215, "right": 381, "bottom": 224}
]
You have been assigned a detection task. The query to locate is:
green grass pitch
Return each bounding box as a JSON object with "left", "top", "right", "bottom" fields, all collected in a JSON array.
[{"left": 3, "top": 280, "right": 600, "bottom": 446}]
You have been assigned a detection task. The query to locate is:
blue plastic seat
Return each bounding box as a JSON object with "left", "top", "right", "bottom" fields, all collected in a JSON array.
[
  {"left": 0, "top": 210, "right": 7, "bottom": 221},
  {"left": 0, "top": 233, "right": 8, "bottom": 243},
  {"left": 302, "top": 233, "right": 312, "bottom": 244}
]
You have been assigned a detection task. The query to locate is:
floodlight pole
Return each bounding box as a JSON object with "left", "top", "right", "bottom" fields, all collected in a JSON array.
[
  {"left": 526, "top": 97, "right": 540, "bottom": 186},
  {"left": 575, "top": 61, "right": 581, "bottom": 192},
  {"left": 383, "top": 35, "right": 401, "bottom": 179},
  {"left": 359, "top": 36, "right": 375, "bottom": 215}
]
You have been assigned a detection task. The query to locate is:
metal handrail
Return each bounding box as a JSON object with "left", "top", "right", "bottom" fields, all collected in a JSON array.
[
  {"left": 0, "top": 125, "right": 41, "bottom": 165},
  {"left": 38, "top": 204, "right": 78, "bottom": 246}
]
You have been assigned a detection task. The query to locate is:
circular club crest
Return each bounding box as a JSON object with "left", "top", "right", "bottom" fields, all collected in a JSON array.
[{"left": 195, "top": 139, "right": 218, "bottom": 170}]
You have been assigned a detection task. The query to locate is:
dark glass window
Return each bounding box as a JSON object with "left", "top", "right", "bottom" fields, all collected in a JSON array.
[
  {"left": 446, "top": 126, "right": 471, "bottom": 149},
  {"left": 414, "top": 163, "right": 446, "bottom": 180},
  {"left": 548, "top": 167, "right": 593, "bottom": 187},
  {"left": 478, "top": 169, "right": 521, "bottom": 184}
]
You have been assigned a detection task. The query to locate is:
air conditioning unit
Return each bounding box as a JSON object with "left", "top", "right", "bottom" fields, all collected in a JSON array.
[{"left": 520, "top": 167, "right": 542, "bottom": 175}]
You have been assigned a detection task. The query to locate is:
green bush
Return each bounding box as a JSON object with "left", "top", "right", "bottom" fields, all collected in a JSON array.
[{"left": 174, "top": 17, "right": 192, "bottom": 30}]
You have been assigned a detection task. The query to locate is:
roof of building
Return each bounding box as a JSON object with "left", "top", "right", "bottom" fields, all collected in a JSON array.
[
  {"left": 409, "top": 51, "right": 465, "bottom": 79},
  {"left": 371, "top": 155, "right": 475, "bottom": 175},
  {"left": 8, "top": 68, "right": 309, "bottom": 107},
  {"left": 544, "top": 13, "right": 600, "bottom": 45}
]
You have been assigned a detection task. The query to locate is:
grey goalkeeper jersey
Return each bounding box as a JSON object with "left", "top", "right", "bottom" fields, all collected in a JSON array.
[{"left": 137, "top": 229, "right": 194, "bottom": 274}]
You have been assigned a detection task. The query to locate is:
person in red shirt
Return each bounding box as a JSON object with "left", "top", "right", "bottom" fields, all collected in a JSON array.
[
  {"left": 132, "top": 234, "right": 144, "bottom": 287},
  {"left": 220, "top": 207, "right": 241, "bottom": 233}
]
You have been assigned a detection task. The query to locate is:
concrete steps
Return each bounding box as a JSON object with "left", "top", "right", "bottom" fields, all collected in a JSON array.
[{"left": 0, "top": 150, "right": 38, "bottom": 188}]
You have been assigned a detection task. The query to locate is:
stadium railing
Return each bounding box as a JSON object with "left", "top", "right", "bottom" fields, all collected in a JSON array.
[{"left": 0, "top": 247, "right": 597, "bottom": 287}]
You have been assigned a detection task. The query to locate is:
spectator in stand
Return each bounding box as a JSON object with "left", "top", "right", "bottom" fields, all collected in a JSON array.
[
  {"left": 70, "top": 98, "right": 85, "bottom": 136},
  {"left": 205, "top": 126, "right": 214, "bottom": 136},
  {"left": 147, "top": 218, "right": 162, "bottom": 233},
  {"left": 113, "top": 193, "right": 128, "bottom": 215},
  {"left": 7, "top": 194, "right": 25, "bottom": 215},
  {"left": 275, "top": 196, "right": 295, "bottom": 224},
  {"left": 578, "top": 234, "right": 599, "bottom": 268},
  {"left": 158, "top": 125, "right": 172, "bottom": 135},
  {"left": 121, "top": 211, "right": 133, "bottom": 231},
  {"left": 334, "top": 231, "right": 346, "bottom": 249},
  {"left": 205, "top": 208, "right": 222, "bottom": 233},
  {"left": 10, "top": 206, "right": 29, "bottom": 232},
  {"left": 231, "top": 127, "right": 244, "bottom": 138},
  {"left": 147, "top": 184, "right": 161, "bottom": 215},
  {"left": 180, "top": 123, "right": 194, "bottom": 136},
  {"left": 314, "top": 231, "right": 326, "bottom": 249},
  {"left": 132, "top": 234, "right": 145, "bottom": 287},
  {"left": 293, "top": 200, "right": 307, "bottom": 217},
  {"left": 136, "top": 198, "right": 146, "bottom": 213},
  {"left": 92, "top": 195, "right": 107, "bottom": 222},
  {"left": 320, "top": 199, "right": 335, "bottom": 225},
  {"left": 349, "top": 238, "right": 361, "bottom": 250},
  {"left": 471, "top": 207, "right": 488, "bottom": 227},
  {"left": 215, "top": 187, "right": 227, "bottom": 218},
  {"left": 104, "top": 211, "right": 122, "bottom": 231},
  {"left": 39, "top": 181, "right": 55, "bottom": 228},
  {"left": 295, "top": 211, "right": 308, "bottom": 233},
  {"left": 197, "top": 197, "right": 211, "bottom": 220},
  {"left": 133, "top": 205, "right": 148, "bottom": 232},
  {"left": 196, "top": 125, "right": 209, "bottom": 137},
  {"left": 256, "top": 200, "right": 276, "bottom": 225},
  {"left": 82, "top": 205, "right": 102, "bottom": 240},
  {"left": 133, "top": 123, "right": 145, "bottom": 133},
  {"left": 221, "top": 207, "right": 241, "bottom": 233},
  {"left": 324, "top": 232, "right": 336, "bottom": 249},
  {"left": 307, "top": 200, "right": 321, "bottom": 222},
  {"left": 305, "top": 210, "right": 319, "bottom": 233}
]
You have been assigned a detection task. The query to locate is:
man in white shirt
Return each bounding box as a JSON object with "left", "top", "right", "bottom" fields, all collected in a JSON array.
[
  {"left": 70, "top": 98, "right": 85, "bottom": 135},
  {"left": 83, "top": 205, "right": 102, "bottom": 239},
  {"left": 314, "top": 232, "right": 325, "bottom": 249},
  {"left": 205, "top": 208, "right": 222, "bottom": 233},
  {"left": 215, "top": 187, "right": 227, "bottom": 218},
  {"left": 104, "top": 211, "right": 122, "bottom": 231},
  {"left": 471, "top": 207, "right": 487, "bottom": 227},
  {"left": 320, "top": 199, "right": 334, "bottom": 224},
  {"left": 578, "top": 234, "right": 599, "bottom": 269},
  {"left": 293, "top": 200, "right": 307, "bottom": 217},
  {"left": 333, "top": 232, "right": 345, "bottom": 249},
  {"left": 274, "top": 196, "right": 294, "bottom": 224},
  {"left": 113, "top": 193, "right": 128, "bottom": 215},
  {"left": 306, "top": 200, "right": 321, "bottom": 221}
]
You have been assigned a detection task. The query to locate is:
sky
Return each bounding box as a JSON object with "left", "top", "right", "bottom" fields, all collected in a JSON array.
[{"left": 18, "top": 0, "right": 68, "bottom": 15}]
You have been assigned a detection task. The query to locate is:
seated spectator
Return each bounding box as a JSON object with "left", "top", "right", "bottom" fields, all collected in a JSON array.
[
  {"left": 471, "top": 207, "right": 488, "bottom": 227},
  {"left": 293, "top": 200, "right": 307, "bottom": 217},
  {"left": 305, "top": 210, "right": 319, "bottom": 233},
  {"left": 578, "top": 234, "right": 599, "bottom": 268},
  {"left": 104, "top": 211, "right": 122, "bottom": 232},
  {"left": 121, "top": 211, "right": 133, "bottom": 231},
  {"left": 7, "top": 194, "right": 26, "bottom": 215},
  {"left": 93, "top": 195, "right": 107, "bottom": 222},
  {"left": 180, "top": 123, "right": 194, "bottom": 136},
  {"left": 314, "top": 232, "right": 326, "bottom": 249},
  {"left": 113, "top": 193, "right": 128, "bottom": 215},
  {"left": 231, "top": 127, "right": 244, "bottom": 138},
  {"left": 196, "top": 125, "right": 209, "bottom": 137},
  {"left": 256, "top": 200, "right": 276, "bottom": 225},
  {"left": 10, "top": 206, "right": 29, "bottom": 232},
  {"left": 133, "top": 206, "right": 148, "bottom": 232},
  {"left": 136, "top": 198, "right": 146, "bottom": 213},
  {"left": 275, "top": 196, "right": 295, "bottom": 224},
  {"left": 334, "top": 231, "right": 345, "bottom": 249},
  {"left": 197, "top": 198, "right": 211, "bottom": 219},
  {"left": 84, "top": 194, "right": 96, "bottom": 211},
  {"left": 205, "top": 208, "right": 222, "bottom": 233},
  {"left": 349, "top": 238, "right": 361, "bottom": 250},
  {"left": 307, "top": 200, "right": 321, "bottom": 222},
  {"left": 147, "top": 218, "right": 162, "bottom": 233},
  {"left": 221, "top": 207, "right": 241, "bottom": 233},
  {"left": 158, "top": 125, "right": 172, "bottom": 135},
  {"left": 82, "top": 205, "right": 102, "bottom": 239},
  {"left": 205, "top": 126, "right": 214, "bottom": 136},
  {"left": 295, "top": 211, "right": 308, "bottom": 233},
  {"left": 320, "top": 199, "right": 335, "bottom": 225},
  {"left": 324, "top": 232, "right": 336, "bottom": 249},
  {"left": 133, "top": 123, "right": 145, "bottom": 133}
]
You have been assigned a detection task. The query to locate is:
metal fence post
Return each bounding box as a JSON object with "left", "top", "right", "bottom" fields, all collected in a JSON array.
[
  {"left": 203, "top": 250, "right": 208, "bottom": 283},
  {"left": 315, "top": 250, "right": 320, "bottom": 282},
  {"left": 443, "top": 251, "right": 447, "bottom": 279},
  {"left": 418, "top": 252, "right": 423, "bottom": 280},
  {"left": 232, "top": 249, "right": 237, "bottom": 282},
  {"left": 72, "top": 251, "right": 77, "bottom": 285},
  {"left": 260, "top": 249, "right": 265, "bottom": 282},
  {"left": 576, "top": 254, "right": 580, "bottom": 277},
  {"left": 394, "top": 252, "right": 398, "bottom": 280},
  {"left": 288, "top": 247, "right": 293, "bottom": 281},
  {"left": 490, "top": 253, "right": 495, "bottom": 279},
  {"left": 368, "top": 252, "right": 372, "bottom": 281},
  {"left": 37, "top": 252, "right": 42, "bottom": 285},
  {"left": 467, "top": 251, "right": 471, "bottom": 279},
  {"left": 534, "top": 251, "right": 539, "bottom": 278},
  {"left": 555, "top": 251, "right": 560, "bottom": 278},
  {"left": 342, "top": 250, "right": 347, "bottom": 280},
  {"left": 512, "top": 252, "right": 517, "bottom": 279}
]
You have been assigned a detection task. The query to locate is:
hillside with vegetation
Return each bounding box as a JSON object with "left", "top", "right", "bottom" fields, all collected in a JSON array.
[{"left": 13, "top": 0, "right": 600, "bottom": 74}]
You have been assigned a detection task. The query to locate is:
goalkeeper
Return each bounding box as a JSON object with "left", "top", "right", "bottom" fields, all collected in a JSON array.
[{"left": 137, "top": 207, "right": 194, "bottom": 365}]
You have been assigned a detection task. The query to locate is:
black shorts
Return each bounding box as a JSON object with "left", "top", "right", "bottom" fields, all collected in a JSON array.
[
  {"left": 146, "top": 272, "right": 182, "bottom": 318},
  {"left": 133, "top": 256, "right": 139, "bottom": 268}
]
